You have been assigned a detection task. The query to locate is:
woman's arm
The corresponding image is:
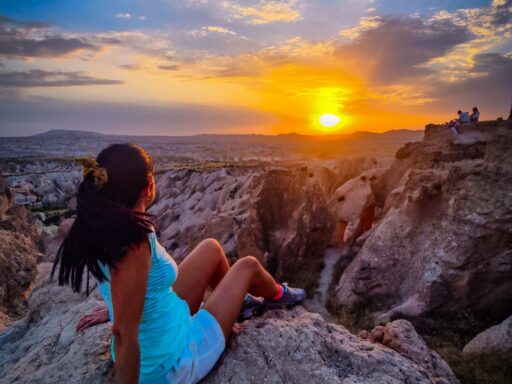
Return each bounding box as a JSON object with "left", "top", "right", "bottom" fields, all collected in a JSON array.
[{"left": 110, "top": 240, "right": 151, "bottom": 384}]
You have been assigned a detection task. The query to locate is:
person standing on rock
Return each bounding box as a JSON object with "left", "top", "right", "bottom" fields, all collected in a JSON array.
[{"left": 52, "top": 143, "right": 306, "bottom": 384}]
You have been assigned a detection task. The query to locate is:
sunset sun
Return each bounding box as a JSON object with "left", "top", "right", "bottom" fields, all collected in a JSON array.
[{"left": 319, "top": 113, "right": 341, "bottom": 128}]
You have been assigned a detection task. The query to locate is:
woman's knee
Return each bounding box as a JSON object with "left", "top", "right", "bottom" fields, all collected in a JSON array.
[
  {"left": 234, "top": 256, "right": 260, "bottom": 273},
  {"left": 200, "top": 238, "right": 224, "bottom": 257}
]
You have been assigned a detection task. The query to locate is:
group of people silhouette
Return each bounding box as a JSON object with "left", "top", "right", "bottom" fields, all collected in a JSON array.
[{"left": 446, "top": 107, "right": 480, "bottom": 136}]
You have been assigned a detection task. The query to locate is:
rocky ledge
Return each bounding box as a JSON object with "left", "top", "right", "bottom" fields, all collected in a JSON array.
[{"left": 0, "top": 270, "right": 457, "bottom": 384}]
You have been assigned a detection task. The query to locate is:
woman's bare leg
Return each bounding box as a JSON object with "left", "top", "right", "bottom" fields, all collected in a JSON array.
[
  {"left": 203, "top": 256, "right": 279, "bottom": 339},
  {"left": 173, "top": 238, "right": 230, "bottom": 315}
]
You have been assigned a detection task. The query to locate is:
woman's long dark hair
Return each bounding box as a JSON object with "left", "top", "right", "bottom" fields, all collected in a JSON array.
[{"left": 52, "top": 143, "right": 155, "bottom": 293}]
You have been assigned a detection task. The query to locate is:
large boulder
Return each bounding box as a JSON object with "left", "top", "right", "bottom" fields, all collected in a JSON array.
[
  {"left": 0, "top": 177, "right": 43, "bottom": 331},
  {"left": 0, "top": 268, "right": 112, "bottom": 384},
  {"left": 204, "top": 307, "right": 458, "bottom": 384},
  {"left": 462, "top": 315, "right": 512, "bottom": 359},
  {"left": 336, "top": 121, "right": 512, "bottom": 320},
  {"left": 359, "top": 320, "right": 459, "bottom": 383}
]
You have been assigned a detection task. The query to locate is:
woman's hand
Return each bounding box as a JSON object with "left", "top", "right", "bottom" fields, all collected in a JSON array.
[{"left": 76, "top": 305, "right": 110, "bottom": 332}]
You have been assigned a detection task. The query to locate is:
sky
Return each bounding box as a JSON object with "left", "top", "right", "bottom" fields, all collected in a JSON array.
[{"left": 0, "top": 0, "right": 510, "bottom": 136}]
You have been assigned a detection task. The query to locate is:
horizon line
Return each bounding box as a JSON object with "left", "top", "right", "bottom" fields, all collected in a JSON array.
[{"left": 0, "top": 127, "right": 426, "bottom": 139}]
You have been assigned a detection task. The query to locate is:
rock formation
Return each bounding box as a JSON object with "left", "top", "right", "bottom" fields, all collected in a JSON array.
[
  {"left": 0, "top": 272, "right": 458, "bottom": 384},
  {"left": 2, "top": 159, "right": 81, "bottom": 207},
  {"left": 151, "top": 167, "right": 321, "bottom": 281},
  {"left": 328, "top": 167, "right": 384, "bottom": 245},
  {"left": 0, "top": 177, "right": 43, "bottom": 331},
  {"left": 336, "top": 121, "right": 512, "bottom": 320}
]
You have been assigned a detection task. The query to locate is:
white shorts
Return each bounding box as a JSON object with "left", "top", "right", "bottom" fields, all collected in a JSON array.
[{"left": 162, "top": 308, "right": 225, "bottom": 384}]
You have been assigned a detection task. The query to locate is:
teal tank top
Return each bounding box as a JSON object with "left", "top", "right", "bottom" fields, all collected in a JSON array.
[{"left": 97, "top": 229, "right": 191, "bottom": 382}]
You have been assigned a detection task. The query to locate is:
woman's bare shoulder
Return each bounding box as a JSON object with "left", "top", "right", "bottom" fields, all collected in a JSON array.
[{"left": 112, "top": 239, "right": 151, "bottom": 278}]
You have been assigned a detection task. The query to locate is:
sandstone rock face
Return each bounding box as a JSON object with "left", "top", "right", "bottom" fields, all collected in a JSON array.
[
  {"left": 204, "top": 307, "right": 458, "bottom": 384},
  {"left": 336, "top": 121, "right": 512, "bottom": 320},
  {"left": 462, "top": 315, "right": 512, "bottom": 359},
  {"left": 0, "top": 178, "right": 43, "bottom": 331},
  {"left": 149, "top": 167, "right": 265, "bottom": 261},
  {"left": 150, "top": 166, "right": 335, "bottom": 280},
  {"left": 0, "top": 269, "right": 112, "bottom": 384}
]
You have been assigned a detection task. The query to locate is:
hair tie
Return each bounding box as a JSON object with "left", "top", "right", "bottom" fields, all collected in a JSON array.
[{"left": 74, "top": 157, "right": 108, "bottom": 189}]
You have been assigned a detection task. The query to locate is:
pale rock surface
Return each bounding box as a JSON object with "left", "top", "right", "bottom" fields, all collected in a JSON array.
[
  {"left": 204, "top": 307, "right": 458, "bottom": 384},
  {"left": 462, "top": 315, "right": 512, "bottom": 359},
  {"left": 336, "top": 121, "right": 512, "bottom": 319}
]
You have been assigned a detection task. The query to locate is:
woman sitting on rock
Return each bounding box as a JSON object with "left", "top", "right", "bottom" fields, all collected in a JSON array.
[
  {"left": 53, "top": 143, "right": 305, "bottom": 384},
  {"left": 470, "top": 107, "right": 480, "bottom": 122}
]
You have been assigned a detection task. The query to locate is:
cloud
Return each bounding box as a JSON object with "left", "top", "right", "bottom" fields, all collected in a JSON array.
[
  {"left": 158, "top": 64, "right": 180, "bottom": 70},
  {"left": 418, "top": 52, "right": 512, "bottom": 117},
  {"left": 435, "top": 53, "right": 512, "bottom": 97},
  {"left": 490, "top": 0, "right": 512, "bottom": 26},
  {"left": 119, "top": 64, "right": 143, "bottom": 70},
  {"left": 188, "top": 25, "right": 238, "bottom": 37},
  {"left": 0, "top": 14, "right": 98, "bottom": 58},
  {"left": 206, "top": 26, "right": 237, "bottom": 35},
  {"left": 0, "top": 70, "right": 123, "bottom": 87},
  {"left": 222, "top": 0, "right": 302, "bottom": 25},
  {"left": 116, "top": 13, "right": 131, "bottom": 19},
  {"left": 339, "top": 16, "right": 381, "bottom": 40},
  {"left": 335, "top": 16, "right": 474, "bottom": 82}
]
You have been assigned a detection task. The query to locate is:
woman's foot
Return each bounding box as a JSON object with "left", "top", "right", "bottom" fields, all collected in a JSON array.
[
  {"left": 264, "top": 283, "right": 306, "bottom": 309},
  {"left": 237, "top": 294, "right": 265, "bottom": 322}
]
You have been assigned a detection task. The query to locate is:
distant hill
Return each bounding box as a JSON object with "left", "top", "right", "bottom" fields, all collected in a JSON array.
[{"left": 31, "top": 129, "right": 104, "bottom": 139}]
